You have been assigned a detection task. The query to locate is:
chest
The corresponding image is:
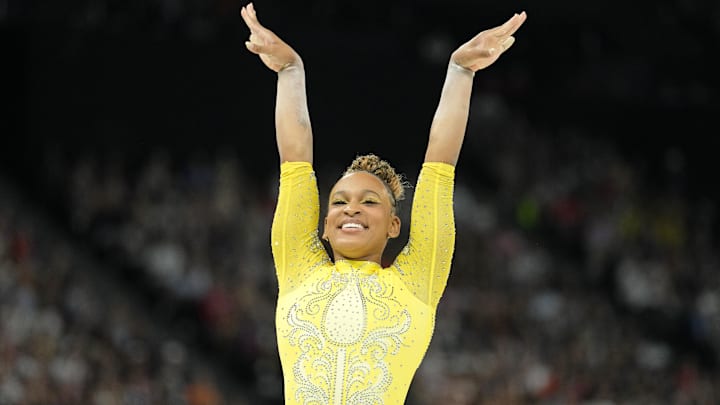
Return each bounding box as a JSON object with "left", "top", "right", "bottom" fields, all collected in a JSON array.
[{"left": 277, "top": 270, "right": 432, "bottom": 347}]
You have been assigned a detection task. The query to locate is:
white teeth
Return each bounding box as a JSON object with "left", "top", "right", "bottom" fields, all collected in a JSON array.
[{"left": 342, "top": 223, "right": 363, "bottom": 229}]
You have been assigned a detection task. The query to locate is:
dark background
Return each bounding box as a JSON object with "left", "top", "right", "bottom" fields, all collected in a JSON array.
[{"left": 2, "top": 0, "right": 718, "bottom": 198}]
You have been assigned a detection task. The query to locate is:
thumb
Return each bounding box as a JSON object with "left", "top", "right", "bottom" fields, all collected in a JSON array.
[
  {"left": 245, "top": 41, "right": 263, "bottom": 54},
  {"left": 500, "top": 36, "right": 516, "bottom": 53}
]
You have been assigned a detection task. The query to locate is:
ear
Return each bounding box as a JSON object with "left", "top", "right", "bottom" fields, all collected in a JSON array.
[{"left": 388, "top": 215, "right": 401, "bottom": 239}]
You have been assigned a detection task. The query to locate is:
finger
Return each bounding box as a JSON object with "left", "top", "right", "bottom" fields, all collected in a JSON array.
[
  {"left": 240, "top": 6, "right": 254, "bottom": 30},
  {"left": 489, "top": 14, "right": 517, "bottom": 37},
  {"left": 486, "top": 36, "right": 516, "bottom": 56},
  {"left": 246, "top": 31, "right": 268, "bottom": 53},
  {"left": 248, "top": 2, "right": 258, "bottom": 19},
  {"left": 509, "top": 11, "right": 527, "bottom": 35},
  {"left": 492, "top": 12, "right": 525, "bottom": 38},
  {"left": 240, "top": 4, "right": 265, "bottom": 34},
  {"left": 500, "top": 36, "right": 516, "bottom": 52},
  {"left": 245, "top": 41, "right": 263, "bottom": 55},
  {"left": 504, "top": 11, "right": 527, "bottom": 37},
  {"left": 247, "top": 3, "right": 264, "bottom": 30},
  {"left": 251, "top": 29, "right": 275, "bottom": 47}
]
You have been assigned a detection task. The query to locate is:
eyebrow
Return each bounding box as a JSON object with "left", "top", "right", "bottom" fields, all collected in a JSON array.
[{"left": 331, "top": 189, "right": 383, "bottom": 199}]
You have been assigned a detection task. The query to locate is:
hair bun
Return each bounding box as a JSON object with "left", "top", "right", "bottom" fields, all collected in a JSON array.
[{"left": 343, "top": 153, "right": 407, "bottom": 205}]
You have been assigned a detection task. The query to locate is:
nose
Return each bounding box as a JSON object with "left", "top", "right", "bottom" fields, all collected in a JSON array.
[{"left": 343, "top": 202, "right": 360, "bottom": 215}]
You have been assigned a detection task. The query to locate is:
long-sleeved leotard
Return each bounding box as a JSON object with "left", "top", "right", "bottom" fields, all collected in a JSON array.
[{"left": 271, "top": 160, "right": 455, "bottom": 404}]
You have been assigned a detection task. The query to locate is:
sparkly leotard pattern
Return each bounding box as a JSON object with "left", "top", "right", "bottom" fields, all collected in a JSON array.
[{"left": 272, "top": 161, "right": 455, "bottom": 404}]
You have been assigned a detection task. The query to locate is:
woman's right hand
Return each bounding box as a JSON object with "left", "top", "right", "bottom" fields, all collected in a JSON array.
[{"left": 240, "top": 2, "right": 302, "bottom": 72}]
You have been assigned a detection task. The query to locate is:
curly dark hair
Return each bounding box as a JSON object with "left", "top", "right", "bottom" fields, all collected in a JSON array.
[{"left": 342, "top": 153, "right": 409, "bottom": 210}]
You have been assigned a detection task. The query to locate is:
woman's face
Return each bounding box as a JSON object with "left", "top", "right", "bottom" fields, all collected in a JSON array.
[{"left": 323, "top": 171, "right": 400, "bottom": 264}]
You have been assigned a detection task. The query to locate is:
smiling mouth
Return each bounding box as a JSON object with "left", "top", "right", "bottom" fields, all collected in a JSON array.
[{"left": 340, "top": 223, "right": 365, "bottom": 230}]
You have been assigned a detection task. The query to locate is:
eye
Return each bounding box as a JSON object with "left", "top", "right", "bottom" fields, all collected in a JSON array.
[
  {"left": 331, "top": 200, "right": 347, "bottom": 206},
  {"left": 362, "top": 199, "right": 379, "bottom": 205}
]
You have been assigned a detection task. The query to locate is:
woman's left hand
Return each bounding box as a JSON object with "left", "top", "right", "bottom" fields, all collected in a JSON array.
[{"left": 451, "top": 11, "right": 527, "bottom": 72}]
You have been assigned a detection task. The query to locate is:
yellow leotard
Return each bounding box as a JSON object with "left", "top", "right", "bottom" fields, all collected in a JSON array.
[{"left": 271, "top": 161, "right": 455, "bottom": 404}]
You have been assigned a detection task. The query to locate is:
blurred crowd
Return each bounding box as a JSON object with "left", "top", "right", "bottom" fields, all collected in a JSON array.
[
  {"left": 16, "top": 99, "right": 714, "bottom": 404},
  {"left": 58, "top": 148, "right": 285, "bottom": 402},
  {"left": 0, "top": 177, "right": 253, "bottom": 404},
  {"left": 3, "top": 1, "right": 719, "bottom": 404}
]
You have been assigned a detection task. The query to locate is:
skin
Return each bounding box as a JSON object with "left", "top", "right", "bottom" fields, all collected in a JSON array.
[
  {"left": 241, "top": 2, "right": 527, "bottom": 265},
  {"left": 321, "top": 171, "right": 401, "bottom": 263}
]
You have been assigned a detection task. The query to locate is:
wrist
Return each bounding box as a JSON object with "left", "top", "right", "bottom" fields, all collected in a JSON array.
[
  {"left": 278, "top": 53, "right": 304, "bottom": 73},
  {"left": 278, "top": 62, "right": 303, "bottom": 73},
  {"left": 448, "top": 60, "right": 474, "bottom": 77}
]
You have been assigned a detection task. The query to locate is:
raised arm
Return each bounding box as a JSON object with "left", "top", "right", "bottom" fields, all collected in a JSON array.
[
  {"left": 424, "top": 11, "right": 527, "bottom": 166},
  {"left": 241, "top": 2, "right": 313, "bottom": 164}
]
